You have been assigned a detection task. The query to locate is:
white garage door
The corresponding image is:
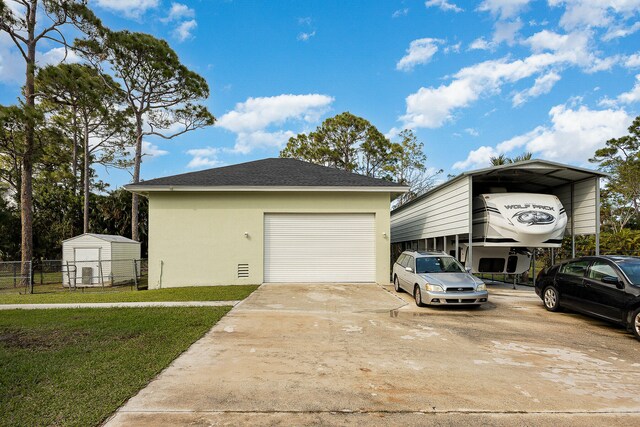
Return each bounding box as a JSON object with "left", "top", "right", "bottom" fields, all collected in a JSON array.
[{"left": 264, "top": 213, "right": 375, "bottom": 283}]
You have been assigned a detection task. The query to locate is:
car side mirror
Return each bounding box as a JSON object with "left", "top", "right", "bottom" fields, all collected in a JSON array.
[
  {"left": 602, "top": 275, "right": 623, "bottom": 288},
  {"left": 405, "top": 267, "right": 413, "bottom": 273},
  {"left": 465, "top": 267, "right": 472, "bottom": 273}
]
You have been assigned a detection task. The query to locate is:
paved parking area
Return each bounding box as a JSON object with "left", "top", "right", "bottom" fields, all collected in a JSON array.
[{"left": 106, "top": 283, "right": 640, "bottom": 426}]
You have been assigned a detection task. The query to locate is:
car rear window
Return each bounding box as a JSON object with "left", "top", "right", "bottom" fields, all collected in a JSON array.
[{"left": 559, "top": 260, "right": 590, "bottom": 277}]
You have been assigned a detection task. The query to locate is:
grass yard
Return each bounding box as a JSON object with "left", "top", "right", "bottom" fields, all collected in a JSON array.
[
  {"left": 0, "top": 307, "right": 231, "bottom": 426},
  {"left": 0, "top": 285, "right": 259, "bottom": 304}
]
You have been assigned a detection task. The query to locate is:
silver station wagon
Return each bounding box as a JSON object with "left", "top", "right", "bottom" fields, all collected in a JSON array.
[{"left": 393, "top": 251, "right": 488, "bottom": 307}]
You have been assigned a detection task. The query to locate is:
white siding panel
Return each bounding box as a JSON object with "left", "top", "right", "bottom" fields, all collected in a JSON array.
[
  {"left": 391, "top": 177, "right": 470, "bottom": 243},
  {"left": 264, "top": 213, "right": 375, "bottom": 283},
  {"left": 554, "top": 178, "right": 597, "bottom": 236},
  {"left": 110, "top": 242, "right": 142, "bottom": 284}
]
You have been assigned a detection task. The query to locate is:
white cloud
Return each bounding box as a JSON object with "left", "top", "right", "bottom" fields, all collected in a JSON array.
[
  {"left": 453, "top": 104, "right": 631, "bottom": 170},
  {"left": 142, "top": 141, "right": 169, "bottom": 157},
  {"left": 186, "top": 147, "right": 221, "bottom": 169},
  {"left": 1, "top": 34, "right": 82, "bottom": 85},
  {"left": 512, "top": 71, "right": 561, "bottom": 106},
  {"left": 396, "top": 38, "right": 442, "bottom": 71},
  {"left": 231, "top": 130, "right": 297, "bottom": 155},
  {"left": 400, "top": 28, "right": 619, "bottom": 130},
  {"left": 162, "top": 2, "right": 195, "bottom": 22},
  {"left": 38, "top": 47, "right": 81, "bottom": 66},
  {"left": 94, "top": 0, "right": 159, "bottom": 19},
  {"left": 477, "top": 0, "right": 531, "bottom": 20},
  {"left": 444, "top": 42, "right": 461, "bottom": 54},
  {"left": 549, "top": 0, "right": 640, "bottom": 30},
  {"left": 425, "top": 0, "right": 463, "bottom": 13},
  {"left": 392, "top": 8, "right": 409, "bottom": 18},
  {"left": 469, "top": 37, "right": 493, "bottom": 51},
  {"left": 493, "top": 19, "right": 523, "bottom": 45},
  {"left": 173, "top": 19, "right": 197, "bottom": 42},
  {"left": 217, "top": 94, "right": 334, "bottom": 154},
  {"left": 601, "top": 74, "right": 640, "bottom": 106},
  {"left": 297, "top": 31, "right": 316, "bottom": 42},
  {"left": 626, "top": 53, "right": 640, "bottom": 68},
  {"left": 603, "top": 21, "right": 640, "bottom": 41},
  {"left": 401, "top": 53, "right": 561, "bottom": 128},
  {"left": 465, "top": 128, "right": 479, "bottom": 136},
  {"left": 616, "top": 76, "right": 640, "bottom": 104}
]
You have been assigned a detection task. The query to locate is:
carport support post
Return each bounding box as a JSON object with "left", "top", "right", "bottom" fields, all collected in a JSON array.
[
  {"left": 532, "top": 250, "right": 536, "bottom": 289},
  {"left": 468, "top": 178, "right": 473, "bottom": 272},
  {"left": 455, "top": 235, "right": 459, "bottom": 260},
  {"left": 571, "top": 183, "right": 576, "bottom": 258},
  {"left": 443, "top": 236, "right": 447, "bottom": 255},
  {"left": 595, "top": 177, "right": 601, "bottom": 256}
]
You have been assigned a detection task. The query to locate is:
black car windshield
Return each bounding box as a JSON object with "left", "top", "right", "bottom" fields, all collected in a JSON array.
[
  {"left": 416, "top": 256, "right": 465, "bottom": 274},
  {"left": 615, "top": 259, "right": 640, "bottom": 285}
]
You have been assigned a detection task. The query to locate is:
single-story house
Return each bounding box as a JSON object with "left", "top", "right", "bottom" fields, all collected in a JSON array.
[{"left": 126, "top": 158, "right": 408, "bottom": 288}]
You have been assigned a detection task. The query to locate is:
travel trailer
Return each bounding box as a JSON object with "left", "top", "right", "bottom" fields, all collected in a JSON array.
[{"left": 462, "top": 193, "right": 567, "bottom": 274}]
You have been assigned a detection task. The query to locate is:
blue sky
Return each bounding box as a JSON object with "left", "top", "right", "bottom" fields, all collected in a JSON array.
[{"left": 1, "top": 0, "right": 640, "bottom": 189}]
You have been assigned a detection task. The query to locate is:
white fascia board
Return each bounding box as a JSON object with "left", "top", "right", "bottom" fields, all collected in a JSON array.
[{"left": 125, "top": 185, "right": 410, "bottom": 194}]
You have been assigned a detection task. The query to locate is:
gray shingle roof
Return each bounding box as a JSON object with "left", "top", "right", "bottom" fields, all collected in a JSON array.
[
  {"left": 127, "top": 158, "right": 405, "bottom": 188},
  {"left": 63, "top": 233, "right": 139, "bottom": 243}
]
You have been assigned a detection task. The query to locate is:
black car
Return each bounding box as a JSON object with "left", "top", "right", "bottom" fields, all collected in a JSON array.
[{"left": 535, "top": 255, "right": 640, "bottom": 341}]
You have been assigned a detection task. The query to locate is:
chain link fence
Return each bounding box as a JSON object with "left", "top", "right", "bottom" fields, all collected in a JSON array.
[
  {"left": 0, "top": 259, "right": 148, "bottom": 295},
  {"left": 0, "top": 261, "right": 32, "bottom": 294}
]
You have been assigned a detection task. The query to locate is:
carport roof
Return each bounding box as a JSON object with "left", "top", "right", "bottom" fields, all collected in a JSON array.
[
  {"left": 126, "top": 158, "right": 409, "bottom": 193},
  {"left": 393, "top": 159, "right": 607, "bottom": 213}
]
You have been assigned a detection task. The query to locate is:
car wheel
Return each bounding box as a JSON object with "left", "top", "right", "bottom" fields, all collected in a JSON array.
[
  {"left": 631, "top": 307, "right": 640, "bottom": 341},
  {"left": 543, "top": 286, "right": 561, "bottom": 312},
  {"left": 394, "top": 276, "right": 402, "bottom": 293},
  {"left": 414, "top": 285, "right": 425, "bottom": 307}
]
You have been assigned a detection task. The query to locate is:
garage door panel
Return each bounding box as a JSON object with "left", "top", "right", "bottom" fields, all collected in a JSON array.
[{"left": 264, "top": 214, "right": 375, "bottom": 283}]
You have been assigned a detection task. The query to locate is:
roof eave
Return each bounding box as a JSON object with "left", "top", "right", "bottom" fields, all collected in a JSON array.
[{"left": 124, "top": 185, "right": 410, "bottom": 195}]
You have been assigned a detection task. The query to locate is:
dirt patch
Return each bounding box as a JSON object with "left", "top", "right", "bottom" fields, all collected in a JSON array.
[{"left": 0, "top": 328, "right": 91, "bottom": 350}]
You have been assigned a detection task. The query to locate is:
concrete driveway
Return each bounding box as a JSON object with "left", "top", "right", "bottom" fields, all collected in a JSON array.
[{"left": 106, "top": 283, "right": 640, "bottom": 426}]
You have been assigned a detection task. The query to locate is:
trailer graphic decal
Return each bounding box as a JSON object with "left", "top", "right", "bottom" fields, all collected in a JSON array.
[{"left": 512, "top": 210, "right": 555, "bottom": 226}]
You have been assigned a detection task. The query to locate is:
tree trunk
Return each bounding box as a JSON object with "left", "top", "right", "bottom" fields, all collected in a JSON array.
[
  {"left": 72, "top": 106, "right": 78, "bottom": 195},
  {"left": 131, "top": 117, "right": 143, "bottom": 241},
  {"left": 83, "top": 125, "right": 90, "bottom": 233},
  {"left": 20, "top": 1, "right": 37, "bottom": 288}
]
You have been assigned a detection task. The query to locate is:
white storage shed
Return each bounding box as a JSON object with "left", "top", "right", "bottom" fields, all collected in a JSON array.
[{"left": 62, "top": 234, "right": 141, "bottom": 286}]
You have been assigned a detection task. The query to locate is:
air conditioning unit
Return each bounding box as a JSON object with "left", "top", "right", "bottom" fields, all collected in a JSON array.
[{"left": 82, "top": 267, "right": 93, "bottom": 285}]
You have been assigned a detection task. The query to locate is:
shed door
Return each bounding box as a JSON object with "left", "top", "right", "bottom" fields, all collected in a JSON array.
[
  {"left": 264, "top": 213, "right": 375, "bottom": 283},
  {"left": 74, "top": 248, "right": 100, "bottom": 285}
]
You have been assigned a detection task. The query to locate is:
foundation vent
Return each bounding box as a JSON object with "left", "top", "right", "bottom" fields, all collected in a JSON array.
[{"left": 237, "top": 264, "right": 249, "bottom": 278}]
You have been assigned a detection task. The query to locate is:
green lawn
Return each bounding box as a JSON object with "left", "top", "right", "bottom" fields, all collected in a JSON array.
[
  {"left": 0, "top": 307, "right": 231, "bottom": 426},
  {"left": 0, "top": 285, "right": 259, "bottom": 304}
]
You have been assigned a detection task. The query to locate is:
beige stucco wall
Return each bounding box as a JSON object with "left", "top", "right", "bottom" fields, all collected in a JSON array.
[{"left": 147, "top": 191, "right": 392, "bottom": 288}]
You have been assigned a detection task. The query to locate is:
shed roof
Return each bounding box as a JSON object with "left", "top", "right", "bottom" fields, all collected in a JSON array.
[
  {"left": 393, "top": 159, "right": 607, "bottom": 214},
  {"left": 62, "top": 233, "right": 139, "bottom": 244},
  {"left": 125, "top": 158, "right": 408, "bottom": 193}
]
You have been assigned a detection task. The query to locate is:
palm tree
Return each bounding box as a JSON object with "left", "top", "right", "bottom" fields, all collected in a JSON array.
[{"left": 490, "top": 152, "right": 533, "bottom": 166}]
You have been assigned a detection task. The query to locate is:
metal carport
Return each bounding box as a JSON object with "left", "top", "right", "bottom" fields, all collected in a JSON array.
[{"left": 390, "top": 160, "right": 608, "bottom": 270}]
